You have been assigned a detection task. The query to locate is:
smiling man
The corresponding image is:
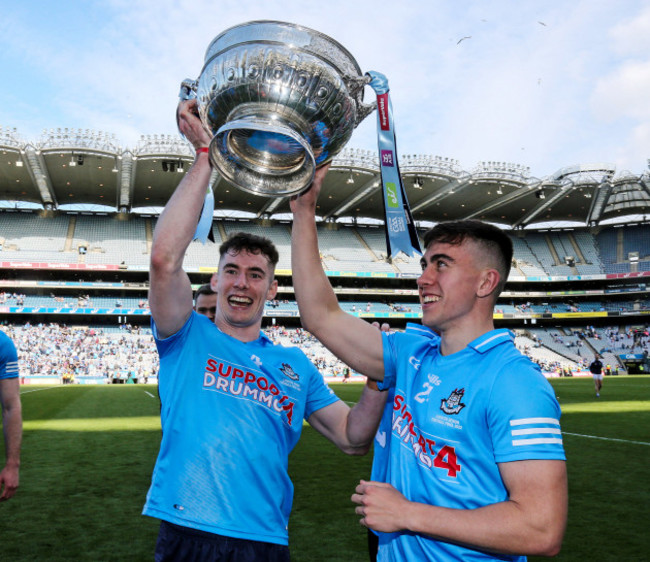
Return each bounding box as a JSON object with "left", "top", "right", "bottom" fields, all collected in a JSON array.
[
  {"left": 290, "top": 169, "right": 568, "bottom": 561},
  {"left": 144, "top": 99, "right": 387, "bottom": 562}
]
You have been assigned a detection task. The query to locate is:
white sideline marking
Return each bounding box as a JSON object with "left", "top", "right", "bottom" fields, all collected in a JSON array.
[
  {"left": 20, "top": 386, "right": 61, "bottom": 395},
  {"left": 563, "top": 432, "right": 650, "bottom": 446},
  {"left": 17, "top": 390, "right": 647, "bottom": 447}
]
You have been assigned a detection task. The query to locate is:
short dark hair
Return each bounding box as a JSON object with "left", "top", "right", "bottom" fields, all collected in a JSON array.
[
  {"left": 194, "top": 283, "right": 215, "bottom": 299},
  {"left": 423, "top": 220, "right": 513, "bottom": 293},
  {"left": 219, "top": 232, "right": 279, "bottom": 268}
]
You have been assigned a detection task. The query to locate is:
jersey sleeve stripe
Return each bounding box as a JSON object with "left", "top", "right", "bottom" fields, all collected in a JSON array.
[
  {"left": 4, "top": 360, "right": 19, "bottom": 376},
  {"left": 513, "top": 437, "right": 564, "bottom": 446},
  {"left": 512, "top": 428, "right": 562, "bottom": 436},
  {"left": 510, "top": 417, "right": 560, "bottom": 426}
]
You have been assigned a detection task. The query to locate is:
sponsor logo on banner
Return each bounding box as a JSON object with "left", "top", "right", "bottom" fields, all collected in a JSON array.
[
  {"left": 377, "top": 93, "right": 390, "bottom": 130},
  {"left": 388, "top": 216, "right": 406, "bottom": 232},
  {"left": 386, "top": 183, "right": 399, "bottom": 208},
  {"left": 381, "top": 149, "right": 394, "bottom": 167}
]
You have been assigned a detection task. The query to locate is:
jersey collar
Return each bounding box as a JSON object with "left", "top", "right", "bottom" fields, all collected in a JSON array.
[
  {"left": 405, "top": 322, "right": 439, "bottom": 341},
  {"left": 213, "top": 322, "right": 274, "bottom": 346},
  {"left": 468, "top": 329, "right": 514, "bottom": 354}
]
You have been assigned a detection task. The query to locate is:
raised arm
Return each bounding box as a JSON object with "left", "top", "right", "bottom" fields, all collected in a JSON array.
[
  {"left": 352, "top": 459, "right": 568, "bottom": 556},
  {"left": 307, "top": 377, "right": 388, "bottom": 455},
  {"left": 290, "top": 167, "right": 384, "bottom": 380},
  {"left": 0, "top": 377, "right": 22, "bottom": 501},
  {"left": 149, "top": 99, "right": 213, "bottom": 338}
]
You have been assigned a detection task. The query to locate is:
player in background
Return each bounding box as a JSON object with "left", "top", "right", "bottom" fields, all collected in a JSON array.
[
  {"left": 193, "top": 283, "right": 217, "bottom": 322},
  {"left": 0, "top": 330, "right": 22, "bottom": 501},
  {"left": 589, "top": 354, "right": 604, "bottom": 397}
]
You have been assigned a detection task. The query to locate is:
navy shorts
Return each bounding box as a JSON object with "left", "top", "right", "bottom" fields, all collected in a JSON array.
[
  {"left": 155, "top": 521, "right": 291, "bottom": 562},
  {"left": 367, "top": 529, "right": 378, "bottom": 562}
]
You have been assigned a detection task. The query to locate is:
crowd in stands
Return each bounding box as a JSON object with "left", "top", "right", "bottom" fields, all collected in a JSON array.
[
  {"left": 265, "top": 324, "right": 354, "bottom": 377},
  {"left": 516, "top": 336, "right": 586, "bottom": 376},
  {"left": 2, "top": 322, "right": 158, "bottom": 383},
  {"left": 543, "top": 331, "right": 589, "bottom": 357},
  {"left": 0, "top": 322, "right": 356, "bottom": 384},
  {"left": 4, "top": 287, "right": 650, "bottom": 320},
  {"left": 3, "top": 320, "right": 647, "bottom": 384},
  {"left": 528, "top": 358, "right": 578, "bottom": 377},
  {"left": 583, "top": 325, "right": 650, "bottom": 353},
  {"left": 0, "top": 292, "right": 25, "bottom": 305}
]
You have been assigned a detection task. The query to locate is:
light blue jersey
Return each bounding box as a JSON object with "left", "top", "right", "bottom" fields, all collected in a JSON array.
[
  {"left": 369, "top": 324, "right": 439, "bottom": 541},
  {"left": 143, "top": 312, "right": 339, "bottom": 545},
  {"left": 0, "top": 331, "right": 19, "bottom": 380},
  {"left": 377, "top": 328, "right": 566, "bottom": 561}
]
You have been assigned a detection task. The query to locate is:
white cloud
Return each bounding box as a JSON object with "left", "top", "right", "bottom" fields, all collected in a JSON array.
[
  {"left": 609, "top": 6, "right": 650, "bottom": 55},
  {"left": 616, "top": 122, "right": 650, "bottom": 171},
  {"left": 591, "top": 59, "right": 650, "bottom": 121}
]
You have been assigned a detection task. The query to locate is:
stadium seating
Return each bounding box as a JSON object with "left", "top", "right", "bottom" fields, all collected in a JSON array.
[
  {"left": 2, "top": 210, "right": 650, "bottom": 376},
  {"left": 74, "top": 215, "right": 149, "bottom": 266},
  {"left": 3, "top": 211, "right": 649, "bottom": 277},
  {"left": 0, "top": 213, "right": 69, "bottom": 254},
  {"left": 572, "top": 232, "right": 604, "bottom": 274}
]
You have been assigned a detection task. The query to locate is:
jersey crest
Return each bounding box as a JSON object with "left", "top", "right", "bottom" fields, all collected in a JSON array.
[
  {"left": 280, "top": 363, "right": 299, "bottom": 381},
  {"left": 440, "top": 388, "right": 466, "bottom": 415}
]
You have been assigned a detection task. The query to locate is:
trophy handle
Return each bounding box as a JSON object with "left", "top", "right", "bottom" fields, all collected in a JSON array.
[
  {"left": 179, "top": 79, "right": 198, "bottom": 101},
  {"left": 355, "top": 101, "right": 377, "bottom": 128},
  {"left": 346, "top": 74, "right": 377, "bottom": 128}
]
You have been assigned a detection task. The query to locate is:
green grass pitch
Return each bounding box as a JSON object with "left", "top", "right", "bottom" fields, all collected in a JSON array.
[{"left": 2, "top": 377, "right": 649, "bottom": 561}]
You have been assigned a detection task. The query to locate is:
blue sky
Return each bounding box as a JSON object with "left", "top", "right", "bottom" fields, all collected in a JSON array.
[{"left": 1, "top": 0, "right": 649, "bottom": 180}]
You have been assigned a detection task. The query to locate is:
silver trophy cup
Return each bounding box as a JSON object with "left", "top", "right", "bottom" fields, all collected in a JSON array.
[{"left": 181, "top": 20, "right": 376, "bottom": 196}]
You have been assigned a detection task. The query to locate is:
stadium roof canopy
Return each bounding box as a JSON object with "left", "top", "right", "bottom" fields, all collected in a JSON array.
[{"left": 2, "top": 126, "right": 649, "bottom": 228}]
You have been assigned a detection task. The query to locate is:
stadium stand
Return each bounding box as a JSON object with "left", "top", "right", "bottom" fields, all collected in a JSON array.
[
  {"left": 0, "top": 212, "right": 70, "bottom": 256},
  {"left": 73, "top": 215, "right": 149, "bottom": 266},
  {"left": 515, "top": 332, "right": 582, "bottom": 375},
  {"left": 572, "top": 231, "right": 604, "bottom": 275},
  {"left": 510, "top": 236, "right": 547, "bottom": 277},
  {"left": 2, "top": 125, "right": 650, "bottom": 382},
  {"left": 2, "top": 210, "right": 650, "bottom": 379},
  {"left": 3, "top": 210, "right": 650, "bottom": 276}
]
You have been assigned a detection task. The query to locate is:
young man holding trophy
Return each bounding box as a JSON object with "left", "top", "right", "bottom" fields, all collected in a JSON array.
[
  {"left": 290, "top": 173, "right": 568, "bottom": 561},
  {"left": 144, "top": 97, "right": 387, "bottom": 561}
]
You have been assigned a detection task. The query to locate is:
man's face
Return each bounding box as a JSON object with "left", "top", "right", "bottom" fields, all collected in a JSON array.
[
  {"left": 194, "top": 292, "right": 217, "bottom": 322},
  {"left": 417, "top": 239, "right": 485, "bottom": 333},
  {"left": 212, "top": 248, "right": 278, "bottom": 337}
]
